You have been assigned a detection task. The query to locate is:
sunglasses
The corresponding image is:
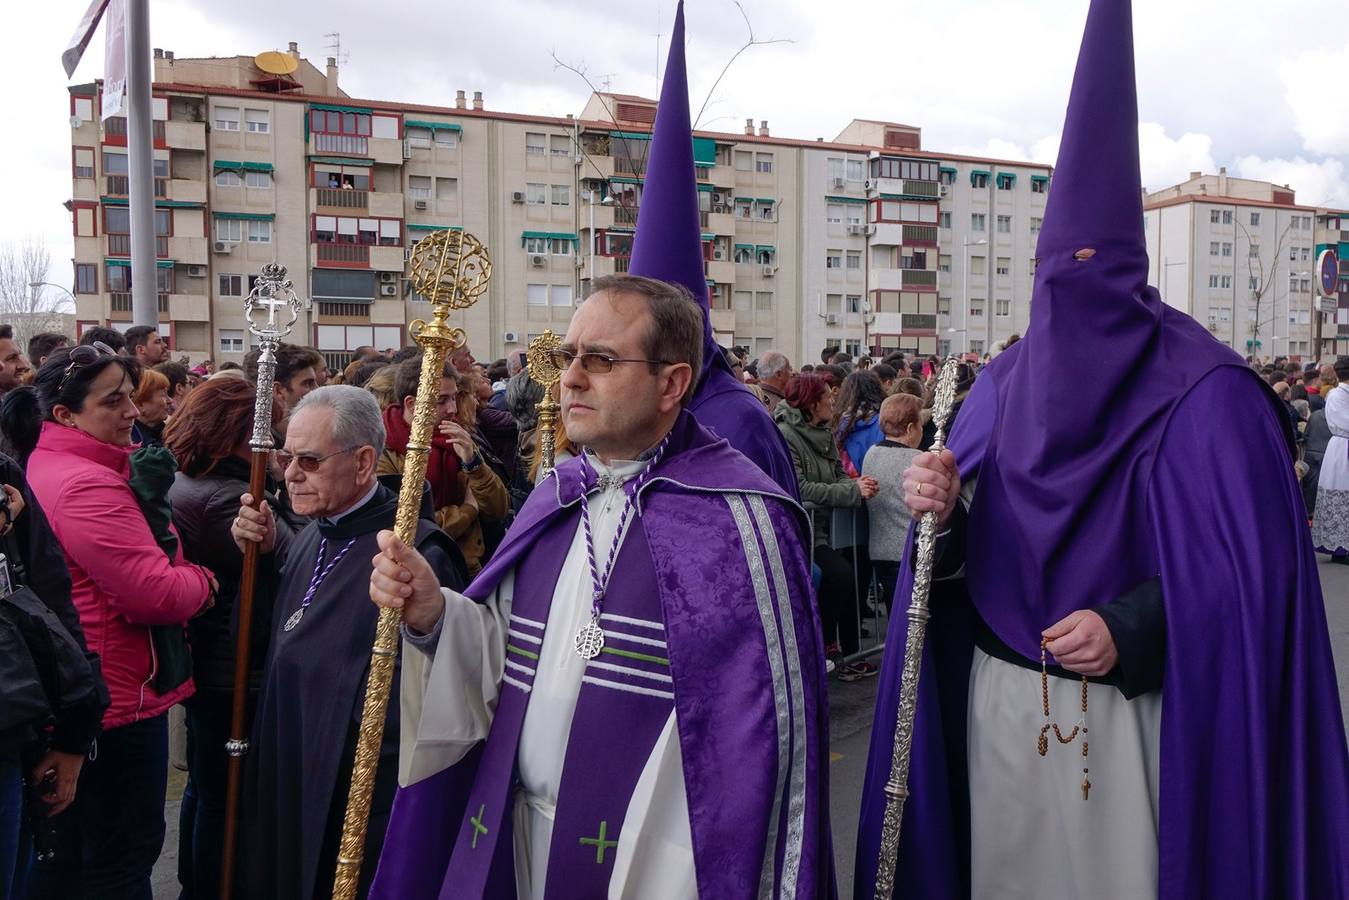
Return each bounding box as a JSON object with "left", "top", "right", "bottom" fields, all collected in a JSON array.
[
  {"left": 547, "top": 348, "right": 671, "bottom": 375},
  {"left": 57, "top": 341, "right": 116, "bottom": 393},
  {"left": 274, "top": 445, "right": 359, "bottom": 473}
]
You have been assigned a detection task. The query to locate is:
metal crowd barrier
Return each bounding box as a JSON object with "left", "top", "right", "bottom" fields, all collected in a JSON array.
[{"left": 804, "top": 503, "right": 889, "bottom": 668}]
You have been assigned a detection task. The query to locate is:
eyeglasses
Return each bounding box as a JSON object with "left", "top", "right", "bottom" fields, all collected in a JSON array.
[
  {"left": 547, "top": 348, "right": 671, "bottom": 375},
  {"left": 274, "top": 445, "right": 359, "bottom": 473},
  {"left": 57, "top": 341, "right": 115, "bottom": 393}
]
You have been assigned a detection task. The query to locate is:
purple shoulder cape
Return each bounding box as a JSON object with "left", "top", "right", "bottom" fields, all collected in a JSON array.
[{"left": 374, "top": 411, "right": 836, "bottom": 898}]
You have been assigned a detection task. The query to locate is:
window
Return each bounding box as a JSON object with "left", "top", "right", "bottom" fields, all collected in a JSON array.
[
  {"left": 735, "top": 200, "right": 752, "bottom": 219},
  {"left": 1211, "top": 241, "right": 1221, "bottom": 257},
  {"left": 247, "top": 220, "right": 272, "bottom": 243},
  {"left": 436, "top": 177, "right": 458, "bottom": 201},
  {"left": 215, "top": 169, "right": 242, "bottom": 187},
  {"left": 1222, "top": 242, "right": 1232, "bottom": 257},
  {"left": 1209, "top": 274, "right": 1220, "bottom": 289},
  {"left": 308, "top": 109, "right": 372, "bottom": 137},
  {"left": 215, "top": 106, "right": 240, "bottom": 131},
  {"left": 996, "top": 257, "right": 1010, "bottom": 276},
  {"left": 434, "top": 129, "right": 458, "bottom": 149},
  {"left": 1250, "top": 211, "right": 1261, "bottom": 226},
  {"left": 1290, "top": 246, "right": 1299, "bottom": 261},
  {"left": 969, "top": 340, "right": 985, "bottom": 355},
  {"left": 996, "top": 215, "right": 1012, "bottom": 233},
  {"left": 939, "top": 169, "right": 955, "bottom": 186},
  {"left": 1223, "top": 210, "right": 1233, "bottom": 224},
  {"left": 551, "top": 184, "right": 570, "bottom": 207},
  {"left": 526, "top": 283, "right": 548, "bottom": 305},
  {"left": 245, "top": 171, "right": 272, "bottom": 189},
  {"left": 846, "top": 295, "right": 862, "bottom": 314},
  {"left": 75, "top": 263, "right": 97, "bottom": 294},
  {"left": 1249, "top": 276, "right": 1259, "bottom": 291},
  {"left": 215, "top": 217, "right": 243, "bottom": 243},
  {"left": 1031, "top": 177, "right": 1048, "bottom": 194},
  {"left": 827, "top": 158, "right": 844, "bottom": 181},
  {"left": 1221, "top": 275, "right": 1232, "bottom": 289},
  {"left": 826, "top": 204, "right": 843, "bottom": 225},
  {"left": 826, "top": 251, "right": 842, "bottom": 269},
  {"left": 846, "top": 159, "right": 865, "bottom": 181},
  {"left": 525, "top": 132, "right": 546, "bottom": 155},
  {"left": 549, "top": 134, "right": 570, "bottom": 156},
  {"left": 244, "top": 108, "right": 269, "bottom": 133},
  {"left": 524, "top": 237, "right": 548, "bottom": 254},
  {"left": 219, "top": 330, "right": 245, "bottom": 353},
  {"left": 996, "top": 174, "right": 1014, "bottom": 191},
  {"left": 103, "top": 151, "right": 128, "bottom": 175},
  {"left": 972, "top": 173, "right": 989, "bottom": 189},
  {"left": 550, "top": 238, "right": 572, "bottom": 256},
  {"left": 846, "top": 251, "right": 861, "bottom": 270},
  {"left": 734, "top": 246, "right": 752, "bottom": 264},
  {"left": 550, "top": 284, "right": 572, "bottom": 306},
  {"left": 939, "top": 211, "right": 952, "bottom": 229},
  {"left": 846, "top": 206, "right": 863, "bottom": 226},
  {"left": 1301, "top": 246, "right": 1310, "bottom": 261},
  {"left": 219, "top": 274, "right": 243, "bottom": 296},
  {"left": 408, "top": 175, "right": 432, "bottom": 200},
  {"left": 406, "top": 126, "right": 432, "bottom": 148},
  {"left": 969, "top": 299, "right": 985, "bottom": 317},
  {"left": 760, "top": 202, "right": 774, "bottom": 220},
  {"left": 755, "top": 153, "right": 774, "bottom": 174},
  {"left": 105, "top": 264, "right": 129, "bottom": 292},
  {"left": 525, "top": 183, "right": 546, "bottom": 206},
  {"left": 1210, "top": 209, "right": 1221, "bottom": 224},
  {"left": 937, "top": 297, "right": 951, "bottom": 315},
  {"left": 734, "top": 150, "right": 753, "bottom": 171},
  {"left": 1030, "top": 216, "right": 1043, "bottom": 234},
  {"left": 154, "top": 209, "right": 171, "bottom": 236},
  {"left": 733, "top": 290, "right": 752, "bottom": 311},
  {"left": 757, "top": 291, "right": 774, "bottom": 311},
  {"left": 996, "top": 299, "right": 1011, "bottom": 316},
  {"left": 971, "top": 213, "right": 986, "bottom": 231},
  {"left": 73, "top": 148, "right": 94, "bottom": 179},
  {"left": 1249, "top": 244, "right": 1260, "bottom": 258},
  {"left": 970, "top": 256, "right": 986, "bottom": 276},
  {"left": 939, "top": 254, "right": 952, "bottom": 273}
]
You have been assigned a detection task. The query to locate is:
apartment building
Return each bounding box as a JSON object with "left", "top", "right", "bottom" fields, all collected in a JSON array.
[
  {"left": 1143, "top": 169, "right": 1328, "bottom": 360},
  {"left": 1314, "top": 210, "right": 1349, "bottom": 358},
  {"left": 65, "top": 45, "right": 1050, "bottom": 370}
]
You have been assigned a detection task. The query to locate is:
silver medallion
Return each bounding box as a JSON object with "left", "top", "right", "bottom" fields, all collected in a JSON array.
[
  {"left": 574, "top": 618, "right": 605, "bottom": 660},
  {"left": 284, "top": 607, "right": 304, "bottom": 632}
]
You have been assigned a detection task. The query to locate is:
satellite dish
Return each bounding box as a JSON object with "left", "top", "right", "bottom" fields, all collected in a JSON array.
[
  {"left": 69, "top": 115, "right": 84, "bottom": 129},
  {"left": 254, "top": 50, "right": 299, "bottom": 76}
]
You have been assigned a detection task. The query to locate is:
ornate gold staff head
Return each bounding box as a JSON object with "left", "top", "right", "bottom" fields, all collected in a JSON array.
[
  {"left": 406, "top": 228, "right": 492, "bottom": 354},
  {"left": 526, "top": 330, "right": 562, "bottom": 390}
]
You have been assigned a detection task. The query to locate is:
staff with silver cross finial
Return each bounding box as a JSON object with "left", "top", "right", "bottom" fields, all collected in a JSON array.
[{"left": 219, "top": 263, "right": 305, "bottom": 899}]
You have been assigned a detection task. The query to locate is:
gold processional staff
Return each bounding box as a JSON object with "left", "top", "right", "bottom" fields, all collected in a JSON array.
[
  {"left": 872, "top": 355, "right": 961, "bottom": 900},
  {"left": 331, "top": 228, "right": 491, "bottom": 899},
  {"left": 526, "top": 330, "right": 562, "bottom": 478}
]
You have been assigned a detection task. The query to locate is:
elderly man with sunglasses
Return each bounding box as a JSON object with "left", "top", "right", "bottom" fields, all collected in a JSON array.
[
  {"left": 367, "top": 274, "right": 832, "bottom": 900},
  {"left": 229, "top": 385, "right": 465, "bottom": 900}
]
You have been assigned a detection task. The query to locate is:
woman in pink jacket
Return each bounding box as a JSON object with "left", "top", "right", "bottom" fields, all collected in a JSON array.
[{"left": 22, "top": 342, "right": 214, "bottom": 900}]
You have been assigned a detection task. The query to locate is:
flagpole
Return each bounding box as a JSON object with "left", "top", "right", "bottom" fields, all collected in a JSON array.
[{"left": 125, "top": 0, "right": 157, "bottom": 328}]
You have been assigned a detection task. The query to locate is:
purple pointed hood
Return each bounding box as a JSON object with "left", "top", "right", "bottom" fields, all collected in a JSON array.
[{"left": 627, "top": 0, "right": 731, "bottom": 387}]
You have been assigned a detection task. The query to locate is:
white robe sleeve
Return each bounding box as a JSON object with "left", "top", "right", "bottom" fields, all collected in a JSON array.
[{"left": 398, "top": 571, "right": 515, "bottom": 786}]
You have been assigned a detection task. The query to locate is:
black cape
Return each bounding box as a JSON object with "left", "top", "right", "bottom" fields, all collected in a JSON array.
[{"left": 243, "top": 481, "right": 465, "bottom": 900}]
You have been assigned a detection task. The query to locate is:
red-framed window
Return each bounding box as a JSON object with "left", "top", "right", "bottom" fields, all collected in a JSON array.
[
  {"left": 597, "top": 231, "right": 633, "bottom": 257},
  {"left": 310, "top": 109, "right": 371, "bottom": 137},
  {"left": 310, "top": 214, "right": 401, "bottom": 246},
  {"left": 310, "top": 164, "right": 372, "bottom": 190},
  {"left": 869, "top": 197, "right": 939, "bottom": 225},
  {"left": 72, "top": 146, "right": 95, "bottom": 179},
  {"left": 74, "top": 263, "right": 98, "bottom": 294}
]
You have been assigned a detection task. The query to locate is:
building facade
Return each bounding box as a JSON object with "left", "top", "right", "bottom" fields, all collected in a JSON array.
[{"left": 66, "top": 45, "right": 1050, "bottom": 370}]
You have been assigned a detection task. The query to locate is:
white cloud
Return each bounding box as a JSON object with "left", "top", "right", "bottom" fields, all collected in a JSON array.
[
  {"left": 1136, "top": 123, "right": 1216, "bottom": 193},
  {"left": 1231, "top": 155, "right": 1349, "bottom": 209},
  {"left": 1280, "top": 42, "right": 1349, "bottom": 157}
]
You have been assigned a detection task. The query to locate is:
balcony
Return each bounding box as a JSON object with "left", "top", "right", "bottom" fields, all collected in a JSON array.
[
  {"left": 105, "top": 175, "right": 170, "bottom": 197},
  {"left": 614, "top": 158, "right": 647, "bottom": 177},
  {"left": 107, "top": 234, "right": 170, "bottom": 257},
  {"left": 901, "top": 269, "right": 939, "bottom": 290},
  {"left": 109, "top": 292, "right": 170, "bottom": 319},
  {"left": 710, "top": 308, "right": 735, "bottom": 335},
  {"left": 370, "top": 137, "right": 405, "bottom": 166},
  {"left": 899, "top": 312, "right": 938, "bottom": 335},
  {"left": 589, "top": 256, "right": 632, "bottom": 278},
  {"left": 312, "top": 133, "right": 368, "bottom": 156},
  {"left": 706, "top": 211, "right": 737, "bottom": 235},
  {"left": 902, "top": 224, "right": 939, "bottom": 246},
  {"left": 314, "top": 187, "right": 369, "bottom": 210},
  {"left": 583, "top": 204, "right": 616, "bottom": 231},
  {"left": 368, "top": 191, "right": 404, "bottom": 218},
  {"left": 167, "top": 178, "right": 206, "bottom": 204},
  {"left": 315, "top": 243, "right": 370, "bottom": 268},
  {"left": 165, "top": 120, "right": 206, "bottom": 152},
  {"left": 583, "top": 157, "right": 615, "bottom": 180},
  {"left": 870, "top": 177, "right": 940, "bottom": 200},
  {"left": 167, "top": 236, "right": 208, "bottom": 264},
  {"left": 370, "top": 245, "right": 406, "bottom": 272},
  {"left": 705, "top": 259, "right": 736, "bottom": 284},
  {"left": 168, "top": 294, "right": 210, "bottom": 321},
  {"left": 613, "top": 206, "right": 640, "bottom": 227}
]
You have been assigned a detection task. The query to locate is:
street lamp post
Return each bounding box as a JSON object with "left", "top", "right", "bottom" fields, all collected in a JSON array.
[
  {"left": 960, "top": 238, "right": 987, "bottom": 355},
  {"left": 29, "top": 281, "right": 77, "bottom": 306},
  {"left": 586, "top": 190, "right": 614, "bottom": 284}
]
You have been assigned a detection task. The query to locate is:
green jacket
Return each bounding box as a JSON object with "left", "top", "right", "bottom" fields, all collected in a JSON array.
[{"left": 773, "top": 401, "right": 861, "bottom": 545}]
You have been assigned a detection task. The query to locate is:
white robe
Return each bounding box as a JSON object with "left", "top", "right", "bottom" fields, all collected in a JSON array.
[
  {"left": 398, "top": 456, "right": 698, "bottom": 900},
  {"left": 1313, "top": 383, "right": 1349, "bottom": 553}
]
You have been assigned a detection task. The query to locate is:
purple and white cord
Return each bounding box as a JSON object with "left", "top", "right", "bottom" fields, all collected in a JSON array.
[
  {"left": 284, "top": 536, "right": 359, "bottom": 632},
  {"left": 572, "top": 435, "right": 669, "bottom": 658}
]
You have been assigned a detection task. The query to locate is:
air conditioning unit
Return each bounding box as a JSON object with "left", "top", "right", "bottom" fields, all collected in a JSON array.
[
  {"left": 939, "top": 184, "right": 949, "bottom": 198},
  {"left": 511, "top": 191, "right": 526, "bottom": 204},
  {"left": 503, "top": 331, "right": 520, "bottom": 344},
  {"left": 379, "top": 271, "right": 398, "bottom": 284},
  {"left": 761, "top": 264, "right": 775, "bottom": 277},
  {"left": 711, "top": 192, "right": 725, "bottom": 204},
  {"left": 213, "top": 240, "right": 233, "bottom": 254},
  {"left": 847, "top": 224, "right": 865, "bottom": 236},
  {"left": 832, "top": 176, "right": 846, "bottom": 189},
  {"left": 186, "top": 265, "right": 207, "bottom": 278},
  {"left": 379, "top": 283, "right": 398, "bottom": 297},
  {"left": 414, "top": 199, "right": 428, "bottom": 210},
  {"left": 530, "top": 254, "right": 546, "bottom": 267},
  {"left": 863, "top": 179, "right": 872, "bottom": 190},
  {"left": 712, "top": 205, "right": 727, "bottom": 215},
  {"left": 863, "top": 313, "right": 876, "bottom": 324},
  {"left": 826, "top": 313, "right": 840, "bottom": 326},
  {"left": 713, "top": 247, "right": 727, "bottom": 261}
]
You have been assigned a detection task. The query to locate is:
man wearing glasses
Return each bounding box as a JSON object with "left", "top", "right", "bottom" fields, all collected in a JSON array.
[
  {"left": 229, "top": 385, "right": 464, "bottom": 900},
  {"left": 367, "top": 274, "right": 832, "bottom": 899}
]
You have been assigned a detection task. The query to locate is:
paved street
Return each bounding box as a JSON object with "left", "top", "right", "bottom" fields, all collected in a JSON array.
[{"left": 153, "top": 558, "right": 1349, "bottom": 898}]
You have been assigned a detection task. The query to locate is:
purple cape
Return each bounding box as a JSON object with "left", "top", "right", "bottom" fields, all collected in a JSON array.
[
  {"left": 626, "top": 0, "right": 798, "bottom": 499},
  {"left": 857, "top": 1, "right": 1349, "bottom": 895},
  {"left": 372, "top": 411, "right": 835, "bottom": 898}
]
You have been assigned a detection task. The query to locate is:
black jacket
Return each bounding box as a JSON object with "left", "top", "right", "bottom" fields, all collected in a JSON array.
[
  {"left": 0, "top": 453, "right": 108, "bottom": 759},
  {"left": 168, "top": 457, "right": 298, "bottom": 693}
]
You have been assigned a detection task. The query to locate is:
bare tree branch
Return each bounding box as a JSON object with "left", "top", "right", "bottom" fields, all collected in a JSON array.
[
  {"left": 0, "top": 236, "right": 72, "bottom": 351},
  {"left": 692, "top": 2, "right": 793, "bottom": 131}
]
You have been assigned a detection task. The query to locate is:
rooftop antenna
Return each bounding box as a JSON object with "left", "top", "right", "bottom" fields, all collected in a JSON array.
[{"left": 323, "top": 32, "right": 350, "bottom": 67}]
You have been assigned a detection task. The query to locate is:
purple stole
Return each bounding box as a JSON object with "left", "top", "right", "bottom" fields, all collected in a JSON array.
[{"left": 444, "top": 508, "right": 675, "bottom": 899}]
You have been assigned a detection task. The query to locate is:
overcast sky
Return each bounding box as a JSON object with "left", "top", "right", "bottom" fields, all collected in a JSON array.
[{"left": 6, "top": 0, "right": 1349, "bottom": 293}]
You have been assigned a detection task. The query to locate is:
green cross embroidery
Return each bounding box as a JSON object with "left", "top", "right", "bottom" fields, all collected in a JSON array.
[
  {"left": 469, "top": 804, "right": 488, "bottom": 849},
  {"left": 579, "top": 819, "right": 619, "bottom": 865}
]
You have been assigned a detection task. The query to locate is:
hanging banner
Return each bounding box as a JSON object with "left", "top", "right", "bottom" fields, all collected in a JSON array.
[
  {"left": 101, "top": 0, "right": 127, "bottom": 120},
  {"left": 61, "top": 0, "right": 111, "bottom": 77}
]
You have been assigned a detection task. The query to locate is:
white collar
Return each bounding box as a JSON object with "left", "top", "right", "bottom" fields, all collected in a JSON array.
[{"left": 327, "top": 481, "right": 379, "bottom": 522}]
